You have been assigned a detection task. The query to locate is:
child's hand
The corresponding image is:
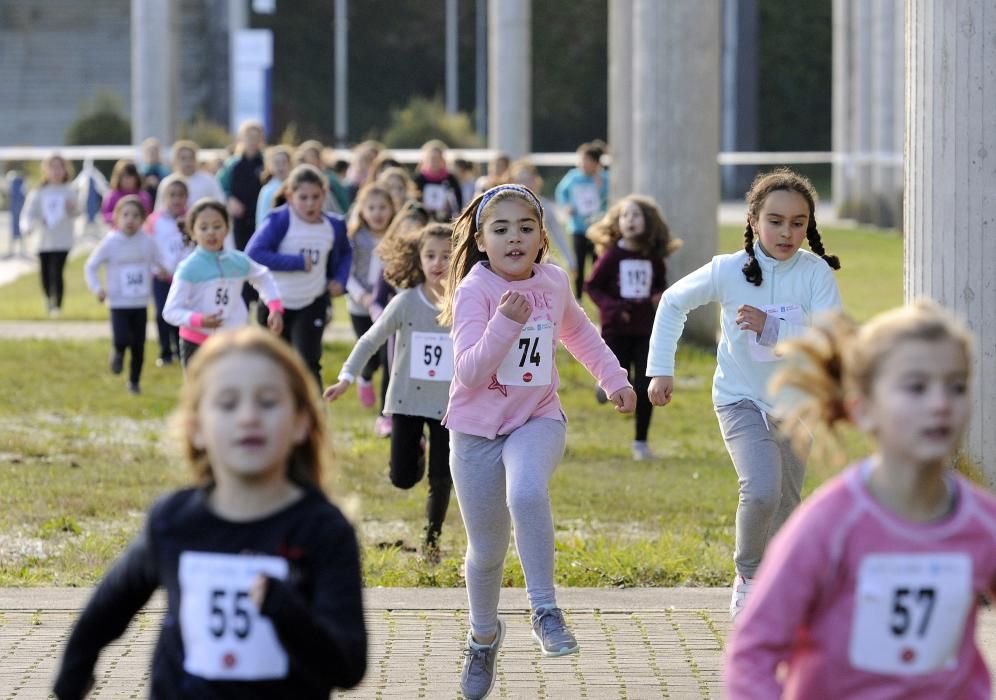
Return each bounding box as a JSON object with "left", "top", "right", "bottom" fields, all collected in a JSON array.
[
  {"left": 227, "top": 196, "right": 245, "bottom": 218},
  {"left": 302, "top": 254, "right": 313, "bottom": 273},
  {"left": 267, "top": 310, "right": 283, "bottom": 335},
  {"left": 735, "top": 304, "right": 767, "bottom": 335},
  {"left": 323, "top": 379, "right": 350, "bottom": 402},
  {"left": 327, "top": 280, "right": 344, "bottom": 297},
  {"left": 609, "top": 386, "right": 637, "bottom": 413},
  {"left": 249, "top": 573, "right": 268, "bottom": 610},
  {"left": 497, "top": 290, "right": 532, "bottom": 324},
  {"left": 360, "top": 292, "right": 373, "bottom": 309},
  {"left": 96, "top": 290, "right": 106, "bottom": 303},
  {"left": 648, "top": 376, "right": 673, "bottom": 406},
  {"left": 202, "top": 312, "right": 224, "bottom": 328}
]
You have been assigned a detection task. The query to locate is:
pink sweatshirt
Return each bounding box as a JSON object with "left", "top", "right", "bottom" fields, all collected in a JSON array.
[
  {"left": 726, "top": 462, "right": 996, "bottom": 700},
  {"left": 445, "top": 261, "right": 630, "bottom": 439}
]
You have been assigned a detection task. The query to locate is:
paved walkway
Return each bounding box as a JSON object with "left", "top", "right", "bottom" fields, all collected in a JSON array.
[{"left": 1, "top": 587, "right": 994, "bottom": 699}]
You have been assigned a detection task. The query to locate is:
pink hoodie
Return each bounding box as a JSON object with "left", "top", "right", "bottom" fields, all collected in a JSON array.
[{"left": 444, "top": 261, "right": 630, "bottom": 439}]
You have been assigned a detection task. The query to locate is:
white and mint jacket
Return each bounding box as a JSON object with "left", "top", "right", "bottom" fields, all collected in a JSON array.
[
  {"left": 647, "top": 244, "right": 842, "bottom": 412},
  {"left": 162, "top": 247, "right": 284, "bottom": 345}
]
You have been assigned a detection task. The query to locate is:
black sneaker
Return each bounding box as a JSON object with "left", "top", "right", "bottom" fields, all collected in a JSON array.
[
  {"left": 595, "top": 387, "right": 608, "bottom": 404},
  {"left": 109, "top": 351, "right": 124, "bottom": 375},
  {"left": 127, "top": 382, "right": 141, "bottom": 395},
  {"left": 155, "top": 356, "right": 173, "bottom": 368}
]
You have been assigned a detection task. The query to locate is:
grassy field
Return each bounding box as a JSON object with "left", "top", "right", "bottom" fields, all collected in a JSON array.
[{"left": 0, "top": 224, "right": 902, "bottom": 587}]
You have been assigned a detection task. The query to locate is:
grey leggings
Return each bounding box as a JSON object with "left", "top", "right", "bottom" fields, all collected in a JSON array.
[
  {"left": 716, "top": 399, "right": 809, "bottom": 578},
  {"left": 450, "top": 418, "right": 567, "bottom": 639}
]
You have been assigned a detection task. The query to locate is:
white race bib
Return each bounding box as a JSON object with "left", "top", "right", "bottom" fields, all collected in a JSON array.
[
  {"left": 410, "top": 331, "right": 454, "bottom": 382},
  {"left": 848, "top": 553, "right": 973, "bottom": 675},
  {"left": 747, "top": 302, "right": 805, "bottom": 362},
  {"left": 422, "top": 183, "right": 448, "bottom": 212},
  {"left": 42, "top": 192, "right": 66, "bottom": 229},
  {"left": 573, "top": 184, "right": 600, "bottom": 218},
  {"left": 118, "top": 264, "right": 148, "bottom": 298},
  {"left": 179, "top": 552, "right": 290, "bottom": 681},
  {"left": 212, "top": 281, "right": 239, "bottom": 315},
  {"left": 497, "top": 322, "right": 554, "bottom": 387},
  {"left": 619, "top": 259, "right": 653, "bottom": 299}
]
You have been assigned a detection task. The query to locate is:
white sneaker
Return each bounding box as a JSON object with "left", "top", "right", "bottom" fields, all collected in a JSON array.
[
  {"left": 631, "top": 441, "right": 654, "bottom": 461},
  {"left": 729, "top": 574, "right": 754, "bottom": 622}
]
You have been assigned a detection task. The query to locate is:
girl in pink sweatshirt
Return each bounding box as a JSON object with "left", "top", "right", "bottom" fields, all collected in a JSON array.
[
  {"left": 438, "top": 184, "right": 636, "bottom": 700},
  {"left": 725, "top": 300, "right": 996, "bottom": 699}
]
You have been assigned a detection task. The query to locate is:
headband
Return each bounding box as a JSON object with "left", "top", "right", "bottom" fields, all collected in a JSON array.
[{"left": 475, "top": 184, "right": 544, "bottom": 230}]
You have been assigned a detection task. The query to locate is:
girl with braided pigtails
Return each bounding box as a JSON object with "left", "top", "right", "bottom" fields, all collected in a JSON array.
[{"left": 647, "top": 168, "right": 842, "bottom": 622}]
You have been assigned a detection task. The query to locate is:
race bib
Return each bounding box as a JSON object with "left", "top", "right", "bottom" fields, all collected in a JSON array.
[
  {"left": 213, "top": 281, "right": 238, "bottom": 311},
  {"left": 179, "top": 552, "right": 290, "bottom": 681},
  {"left": 422, "top": 183, "right": 448, "bottom": 212},
  {"left": 848, "top": 553, "right": 973, "bottom": 675},
  {"left": 747, "top": 302, "right": 805, "bottom": 362},
  {"left": 573, "top": 184, "right": 600, "bottom": 218},
  {"left": 619, "top": 259, "right": 653, "bottom": 299},
  {"left": 410, "top": 331, "right": 454, "bottom": 381},
  {"left": 42, "top": 192, "right": 66, "bottom": 229},
  {"left": 497, "top": 322, "right": 554, "bottom": 387},
  {"left": 118, "top": 264, "right": 147, "bottom": 298}
]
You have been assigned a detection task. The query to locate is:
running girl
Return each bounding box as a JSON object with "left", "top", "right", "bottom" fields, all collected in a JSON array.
[
  {"left": 101, "top": 160, "right": 152, "bottom": 224},
  {"left": 163, "top": 199, "right": 284, "bottom": 368},
  {"left": 53, "top": 327, "right": 367, "bottom": 699},
  {"left": 343, "top": 182, "right": 396, "bottom": 434},
  {"left": 85, "top": 196, "right": 163, "bottom": 394},
  {"left": 440, "top": 184, "right": 635, "bottom": 699},
  {"left": 585, "top": 195, "right": 681, "bottom": 460},
  {"left": 246, "top": 164, "right": 352, "bottom": 389},
  {"left": 256, "top": 145, "right": 293, "bottom": 228},
  {"left": 145, "top": 174, "right": 192, "bottom": 366},
  {"left": 647, "top": 168, "right": 842, "bottom": 620},
  {"left": 414, "top": 139, "right": 462, "bottom": 222},
  {"left": 19, "top": 153, "right": 77, "bottom": 316},
  {"left": 726, "top": 301, "right": 996, "bottom": 699},
  {"left": 325, "top": 223, "right": 454, "bottom": 560}
]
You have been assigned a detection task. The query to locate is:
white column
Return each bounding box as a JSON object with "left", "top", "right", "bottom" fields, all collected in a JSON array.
[
  {"left": 850, "top": 0, "right": 874, "bottom": 223},
  {"left": 131, "top": 0, "right": 177, "bottom": 144},
  {"left": 633, "top": 0, "right": 720, "bottom": 345},
  {"left": 488, "top": 0, "right": 530, "bottom": 158},
  {"left": 905, "top": 0, "right": 996, "bottom": 486},
  {"left": 608, "top": 0, "right": 633, "bottom": 203},
  {"left": 832, "top": 0, "right": 853, "bottom": 217},
  {"left": 870, "top": 0, "right": 903, "bottom": 228}
]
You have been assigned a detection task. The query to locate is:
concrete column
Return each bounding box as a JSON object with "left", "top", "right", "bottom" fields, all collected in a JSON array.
[
  {"left": 608, "top": 0, "right": 633, "bottom": 203},
  {"left": 870, "top": 0, "right": 903, "bottom": 228},
  {"left": 905, "top": 0, "right": 996, "bottom": 486},
  {"left": 849, "top": 0, "right": 875, "bottom": 223},
  {"left": 832, "top": 0, "right": 853, "bottom": 217},
  {"left": 633, "top": 0, "right": 720, "bottom": 345},
  {"left": 130, "top": 0, "right": 177, "bottom": 144},
  {"left": 488, "top": 0, "right": 530, "bottom": 158}
]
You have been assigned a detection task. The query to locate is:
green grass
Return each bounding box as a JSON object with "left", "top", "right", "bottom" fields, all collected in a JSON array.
[{"left": 0, "top": 224, "right": 903, "bottom": 587}]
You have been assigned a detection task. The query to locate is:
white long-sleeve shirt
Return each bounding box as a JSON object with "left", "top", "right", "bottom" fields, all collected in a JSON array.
[
  {"left": 647, "top": 244, "right": 842, "bottom": 412},
  {"left": 20, "top": 183, "right": 78, "bottom": 252},
  {"left": 84, "top": 229, "right": 163, "bottom": 309}
]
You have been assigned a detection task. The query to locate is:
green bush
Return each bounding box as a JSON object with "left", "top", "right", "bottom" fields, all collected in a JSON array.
[
  {"left": 178, "top": 113, "right": 233, "bottom": 149},
  {"left": 64, "top": 91, "right": 132, "bottom": 147},
  {"left": 377, "top": 95, "right": 481, "bottom": 149}
]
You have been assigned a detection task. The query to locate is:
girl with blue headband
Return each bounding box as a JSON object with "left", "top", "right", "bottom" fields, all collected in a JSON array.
[{"left": 438, "top": 184, "right": 636, "bottom": 700}]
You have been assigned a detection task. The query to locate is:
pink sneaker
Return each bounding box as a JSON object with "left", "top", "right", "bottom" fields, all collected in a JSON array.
[
  {"left": 374, "top": 414, "right": 393, "bottom": 438},
  {"left": 357, "top": 378, "right": 375, "bottom": 408}
]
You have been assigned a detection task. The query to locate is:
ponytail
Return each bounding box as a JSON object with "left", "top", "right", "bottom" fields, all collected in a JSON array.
[{"left": 742, "top": 224, "right": 763, "bottom": 286}]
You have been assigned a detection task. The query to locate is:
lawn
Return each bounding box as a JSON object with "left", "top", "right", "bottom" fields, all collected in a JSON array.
[{"left": 0, "top": 224, "right": 903, "bottom": 587}]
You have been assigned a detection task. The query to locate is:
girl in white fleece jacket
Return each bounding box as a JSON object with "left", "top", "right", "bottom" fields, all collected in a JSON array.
[{"left": 647, "top": 168, "right": 843, "bottom": 622}]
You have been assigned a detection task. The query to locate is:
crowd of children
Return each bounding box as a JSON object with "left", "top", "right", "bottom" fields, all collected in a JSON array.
[{"left": 7, "top": 130, "right": 991, "bottom": 699}]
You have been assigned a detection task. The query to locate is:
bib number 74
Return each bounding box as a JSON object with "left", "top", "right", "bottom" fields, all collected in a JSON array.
[{"left": 497, "top": 322, "right": 553, "bottom": 386}]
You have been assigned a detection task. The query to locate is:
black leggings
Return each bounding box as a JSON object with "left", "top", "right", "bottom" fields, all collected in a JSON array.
[
  {"left": 110, "top": 307, "right": 147, "bottom": 385},
  {"left": 179, "top": 338, "right": 201, "bottom": 369},
  {"left": 259, "top": 293, "right": 329, "bottom": 391},
  {"left": 39, "top": 251, "right": 69, "bottom": 309},
  {"left": 572, "top": 234, "right": 596, "bottom": 300},
  {"left": 390, "top": 414, "right": 452, "bottom": 547},
  {"left": 349, "top": 313, "right": 390, "bottom": 412},
  {"left": 152, "top": 278, "right": 179, "bottom": 361},
  {"left": 604, "top": 334, "right": 653, "bottom": 442}
]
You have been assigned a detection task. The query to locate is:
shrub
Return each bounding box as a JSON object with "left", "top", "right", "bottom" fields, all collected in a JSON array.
[{"left": 377, "top": 95, "right": 481, "bottom": 149}]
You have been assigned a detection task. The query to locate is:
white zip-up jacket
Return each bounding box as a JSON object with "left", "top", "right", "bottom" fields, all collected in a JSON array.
[{"left": 648, "top": 244, "right": 842, "bottom": 412}]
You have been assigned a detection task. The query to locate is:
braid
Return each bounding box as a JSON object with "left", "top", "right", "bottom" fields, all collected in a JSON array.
[
  {"left": 806, "top": 224, "right": 841, "bottom": 270},
  {"left": 742, "top": 225, "right": 763, "bottom": 286}
]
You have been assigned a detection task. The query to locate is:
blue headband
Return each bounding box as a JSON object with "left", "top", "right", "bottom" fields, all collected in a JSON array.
[{"left": 475, "top": 184, "right": 544, "bottom": 230}]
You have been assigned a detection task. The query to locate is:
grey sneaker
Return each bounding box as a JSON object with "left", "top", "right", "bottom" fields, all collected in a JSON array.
[
  {"left": 631, "top": 440, "right": 654, "bottom": 461},
  {"left": 530, "top": 605, "right": 578, "bottom": 657},
  {"left": 460, "top": 618, "right": 505, "bottom": 699}
]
